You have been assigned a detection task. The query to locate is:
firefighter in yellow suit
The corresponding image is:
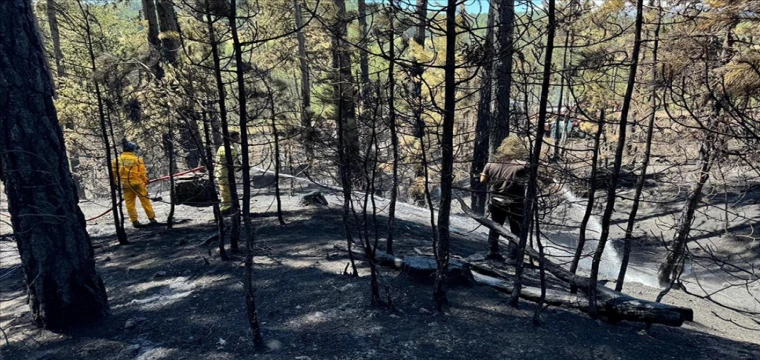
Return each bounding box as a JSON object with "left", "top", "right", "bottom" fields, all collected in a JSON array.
[
  {"left": 216, "top": 132, "right": 242, "bottom": 215},
  {"left": 112, "top": 141, "right": 157, "bottom": 228}
]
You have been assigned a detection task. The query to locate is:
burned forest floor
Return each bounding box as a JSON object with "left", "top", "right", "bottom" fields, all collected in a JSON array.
[{"left": 2, "top": 170, "right": 760, "bottom": 360}]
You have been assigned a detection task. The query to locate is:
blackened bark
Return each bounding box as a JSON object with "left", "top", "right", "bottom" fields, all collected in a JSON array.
[
  {"left": 569, "top": 109, "right": 604, "bottom": 293},
  {"left": 77, "top": 1, "right": 128, "bottom": 245},
  {"left": 509, "top": 0, "right": 555, "bottom": 307},
  {"left": 357, "top": 0, "right": 370, "bottom": 100},
  {"left": 657, "top": 142, "right": 712, "bottom": 286},
  {"left": 270, "top": 97, "right": 286, "bottom": 226},
  {"left": 434, "top": 0, "right": 457, "bottom": 311},
  {"left": 206, "top": 2, "right": 241, "bottom": 252},
  {"left": 156, "top": 0, "right": 180, "bottom": 65},
  {"left": 46, "top": 0, "right": 64, "bottom": 77},
  {"left": 471, "top": 4, "right": 494, "bottom": 215},
  {"left": 293, "top": 0, "right": 311, "bottom": 128},
  {"left": 490, "top": 0, "right": 515, "bottom": 154},
  {"left": 333, "top": 0, "right": 359, "bottom": 172},
  {"left": 165, "top": 131, "right": 176, "bottom": 228},
  {"left": 229, "top": 0, "right": 264, "bottom": 346},
  {"left": 201, "top": 102, "right": 228, "bottom": 260},
  {"left": 588, "top": 0, "right": 644, "bottom": 317},
  {"left": 553, "top": 32, "right": 570, "bottom": 160},
  {"left": 386, "top": 8, "right": 399, "bottom": 255},
  {"left": 616, "top": 1, "right": 661, "bottom": 291},
  {"left": 0, "top": 0, "right": 109, "bottom": 329},
  {"left": 411, "top": 0, "right": 428, "bottom": 178}
]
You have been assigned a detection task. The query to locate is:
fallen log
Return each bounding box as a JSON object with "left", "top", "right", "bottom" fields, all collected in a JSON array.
[
  {"left": 455, "top": 196, "right": 694, "bottom": 326},
  {"left": 333, "top": 245, "right": 473, "bottom": 285}
]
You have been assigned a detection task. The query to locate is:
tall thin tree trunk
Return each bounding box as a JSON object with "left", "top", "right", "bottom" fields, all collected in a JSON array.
[
  {"left": 46, "top": 0, "right": 64, "bottom": 77},
  {"left": 411, "top": 0, "right": 428, "bottom": 178},
  {"left": 588, "top": 0, "right": 644, "bottom": 317},
  {"left": 471, "top": 4, "right": 494, "bottom": 215},
  {"left": 201, "top": 101, "right": 228, "bottom": 260},
  {"left": 553, "top": 32, "right": 570, "bottom": 160},
  {"left": 433, "top": 0, "right": 457, "bottom": 311},
  {"left": 509, "top": 0, "right": 555, "bottom": 307},
  {"left": 569, "top": 109, "right": 604, "bottom": 293},
  {"left": 165, "top": 131, "right": 176, "bottom": 228},
  {"left": 156, "top": 0, "right": 180, "bottom": 65},
  {"left": 333, "top": 0, "right": 359, "bottom": 173},
  {"left": 79, "top": 1, "right": 128, "bottom": 245},
  {"left": 293, "top": 0, "right": 311, "bottom": 128},
  {"left": 1, "top": 0, "right": 109, "bottom": 330},
  {"left": 357, "top": 0, "right": 370, "bottom": 102},
  {"left": 386, "top": 7, "right": 399, "bottom": 255},
  {"left": 206, "top": 1, "right": 241, "bottom": 252},
  {"left": 616, "top": 0, "right": 661, "bottom": 291},
  {"left": 228, "top": 0, "right": 264, "bottom": 346},
  {"left": 490, "top": 0, "right": 515, "bottom": 153},
  {"left": 270, "top": 97, "right": 286, "bottom": 225}
]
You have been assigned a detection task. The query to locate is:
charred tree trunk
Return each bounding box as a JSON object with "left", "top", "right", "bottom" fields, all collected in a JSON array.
[
  {"left": 164, "top": 131, "right": 176, "bottom": 228},
  {"left": 386, "top": 8, "right": 399, "bottom": 255},
  {"left": 470, "top": 4, "right": 494, "bottom": 215},
  {"left": 206, "top": 1, "right": 241, "bottom": 252},
  {"left": 569, "top": 109, "right": 605, "bottom": 292},
  {"left": 332, "top": 0, "right": 359, "bottom": 174},
  {"left": 434, "top": 0, "right": 458, "bottom": 311},
  {"left": 0, "top": 0, "right": 109, "bottom": 329},
  {"left": 46, "top": 0, "right": 64, "bottom": 77},
  {"left": 616, "top": 1, "right": 661, "bottom": 291},
  {"left": 142, "top": 0, "right": 163, "bottom": 77},
  {"left": 411, "top": 0, "right": 428, "bottom": 178},
  {"left": 357, "top": 0, "right": 370, "bottom": 103},
  {"left": 229, "top": 0, "right": 264, "bottom": 346},
  {"left": 509, "top": 0, "right": 554, "bottom": 307},
  {"left": 201, "top": 101, "right": 228, "bottom": 260},
  {"left": 490, "top": 0, "right": 515, "bottom": 153},
  {"left": 156, "top": 0, "right": 180, "bottom": 66},
  {"left": 658, "top": 138, "right": 713, "bottom": 286},
  {"left": 293, "top": 0, "right": 311, "bottom": 129},
  {"left": 78, "top": 1, "right": 128, "bottom": 245},
  {"left": 553, "top": 32, "right": 570, "bottom": 160},
  {"left": 588, "top": 0, "right": 644, "bottom": 317},
  {"left": 270, "top": 96, "right": 286, "bottom": 226}
]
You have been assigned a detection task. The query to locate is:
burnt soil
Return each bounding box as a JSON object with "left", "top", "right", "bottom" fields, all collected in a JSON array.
[{"left": 2, "top": 180, "right": 760, "bottom": 360}]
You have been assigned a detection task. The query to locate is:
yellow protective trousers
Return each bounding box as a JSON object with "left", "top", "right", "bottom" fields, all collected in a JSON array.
[
  {"left": 218, "top": 179, "right": 232, "bottom": 212},
  {"left": 123, "top": 183, "right": 155, "bottom": 222}
]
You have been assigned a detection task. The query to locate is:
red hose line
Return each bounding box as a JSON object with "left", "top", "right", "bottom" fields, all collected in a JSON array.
[{"left": 1, "top": 166, "right": 206, "bottom": 222}]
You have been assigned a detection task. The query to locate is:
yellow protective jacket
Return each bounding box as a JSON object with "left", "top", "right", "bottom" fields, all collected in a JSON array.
[
  {"left": 112, "top": 152, "right": 149, "bottom": 186},
  {"left": 215, "top": 144, "right": 242, "bottom": 181}
]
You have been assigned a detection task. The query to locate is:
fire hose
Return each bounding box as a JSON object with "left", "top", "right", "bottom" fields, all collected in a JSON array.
[{"left": 0, "top": 166, "right": 206, "bottom": 222}]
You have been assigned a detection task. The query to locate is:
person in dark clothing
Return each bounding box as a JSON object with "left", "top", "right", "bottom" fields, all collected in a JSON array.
[{"left": 480, "top": 137, "right": 555, "bottom": 261}]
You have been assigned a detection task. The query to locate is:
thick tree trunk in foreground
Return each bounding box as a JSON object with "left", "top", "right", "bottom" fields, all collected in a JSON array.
[
  {"left": 470, "top": 4, "right": 494, "bottom": 215},
  {"left": 433, "top": 0, "right": 458, "bottom": 311},
  {"left": 0, "top": 0, "right": 109, "bottom": 329}
]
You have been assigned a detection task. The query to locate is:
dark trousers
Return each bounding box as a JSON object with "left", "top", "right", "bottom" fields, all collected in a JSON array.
[{"left": 488, "top": 200, "right": 524, "bottom": 259}]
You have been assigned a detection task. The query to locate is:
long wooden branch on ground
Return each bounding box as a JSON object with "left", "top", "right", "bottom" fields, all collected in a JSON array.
[{"left": 455, "top": 197, "right": 694, "bottom": 326}]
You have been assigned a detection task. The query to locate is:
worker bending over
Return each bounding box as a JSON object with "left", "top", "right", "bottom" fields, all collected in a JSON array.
[
  {"left": 216, "top": 131, "right": 242, "bottom": 216},
  {"left": 480, "top": 137, "right": 556, "bottom": 261},
  {"left": 112, "top": 140, "right": 157, "bottom": 228}
]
